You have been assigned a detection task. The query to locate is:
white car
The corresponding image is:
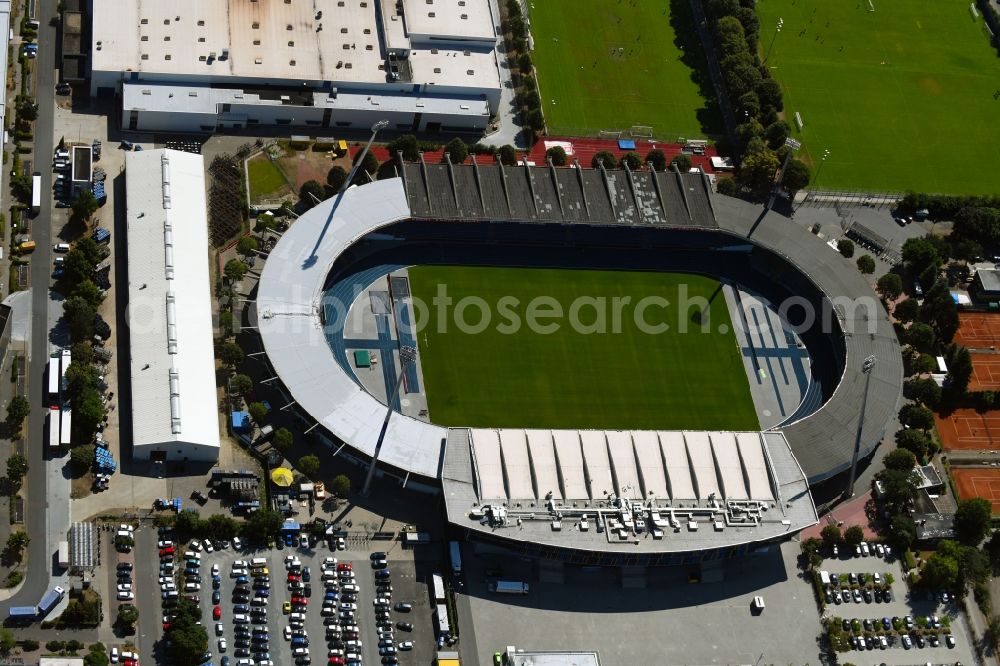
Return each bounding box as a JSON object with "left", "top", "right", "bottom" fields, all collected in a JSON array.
[
  {"left": 372, "top": 598, "right": 390, "bottom": 607},
  {"left": 159, "top": 576, "right": 173, "bottom": 585},
  {"left": 217, "top": 638, "right": 227, "bottom": 652},
  {"left": 397, "top": 641, "right": 413, "bottom": 651},
  {"left": 299, "top": 534, "right": 309, "bottom": 549},
  {"left": 335, "top": 538, "right": 346, "bottom": 550},
  {"left": 184, "top": 582, "right": 201, "bottom": 592},
  {"left": 110, "top": 648, "right": 119, "bottom": 663},
  {"left": 283, "top": 627, "right": 292, "bottom": 641},
  {"left": 340, "top": 602, "right": 358, "bottom": 612},
  {"left": 233, "top": 559, "right": 249, "bottom": 569},
  {"left": 216, "top": 622, "right": 225, "bottom": 636},
  {"left": 158, "top": 540, "right": 173, "bottom": 548},
  {"left": 231, "top": 568, "right": 248, "bottom": 578},
  {"left": 117, "top": 591, "right": 134, "bottom": 601},
  {"left": 322, "top": 556, "right": 337, "bottom": 568},
  {"left": 233, "top": 537, "right": 243, "bottom": 551},
  {"left": 211, "top": 564, "right": 220, "bottom": 576},
  {"left": 162, "top": 582, "right": 176, "bottom": 591},
  {"left": 119, "top": 524, "right": 134, "bottom": 533},
  {"left": 189, "top": 541, "right": 203, "bottom": 552},
  {"left": 117, "top": 583, "right": 132, "bottom": 592},
  {"left": 202, "top": 539, "right": 214, "bottom": 552}
]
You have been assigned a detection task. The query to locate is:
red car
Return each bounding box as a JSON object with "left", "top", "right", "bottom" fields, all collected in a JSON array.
[
  {"left": 336, "top": 563, "right": 352, "bottom": 572},
  {"left": 286, "top": 573, "right": 301, "bottom": 582},
  {"left": 159, "top": 546, "right": 174, "bottom": 556},
  {"left": 328, "top": 658, "right": 344, "bottom": 666},
  {"left": 122, "top": 659, "right": 137, "bottom": 666},
  {"left": 162, "top": 622, "right": 171, "bottom": 632},
  {"left": 291, "top": 596, "right": 308, "bottom": 606},
  {"left": 212, "top": 606, "right": 221, "bottom": 620}
]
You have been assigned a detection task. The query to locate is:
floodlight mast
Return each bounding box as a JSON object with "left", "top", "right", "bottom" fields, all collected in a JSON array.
[
  {"left": 844, "top": 355, "right": 877, "bottom": 499},
  {"left": 361, "top": 345, "right": 418, "bottom": 496},
  {"left": 767, "top": 137, "right": 802, "bottom": 209},
  {"left": 342, "top": 119, "right": 389, "bottom": 194}
]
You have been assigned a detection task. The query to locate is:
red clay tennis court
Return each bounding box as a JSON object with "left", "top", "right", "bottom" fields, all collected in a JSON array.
[
  {"left": 935, "top": 408, "right": 1000, "bottom": 451},
  {"left": 953, "top": 467, "right": 1000, "bottom": 513},
  {"left": 955, "top": 312, "right": 1000, "bottom": 349},
  {"left": 970, "top": 353, "right": 1000, "bottom": 391}
]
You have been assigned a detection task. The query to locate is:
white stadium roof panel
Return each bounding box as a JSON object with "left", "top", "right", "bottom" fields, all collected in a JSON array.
[
  {"left": 552, "top": 431, "right": 587, "bottom": 499},
  {"left": 525, "top": 430, "right": 561, "bottom": 501},
  {"left": 632, "top": 431, "right": 669, "bottom": 498},
  {"left": 580, "top": 431, "right": 614, "bottom": 499},
  {"left": 659, "top": 431, "right": 696, "bottom": 500},
  {"left": 499, "top": 429, "right": 534, "bottom": 500},
  {"left": 606, "top": 431, "right": 642, "bottom": 499},
  {"left": 737, "top": 432, "right": 774, "bottom": 501},
  {"left": 470, "top": 429, "right": 505, "bottom": 500},
  {"left": 684, "top": 431, "right": 720, "bottom": 500},
  {"left": 710, "top": 432, "right": 748, "bottom": 500}
]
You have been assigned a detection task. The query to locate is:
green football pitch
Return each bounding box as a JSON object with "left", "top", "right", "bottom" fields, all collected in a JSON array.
[
  {"left": 528, "top": 0, "right": 722, "bottom": 138},
  {"left": 758, "top": 0, "right": 1000, "bottom": 194},
  {"left": 408, "top": 266, "right": 758, "bottom": 431}
]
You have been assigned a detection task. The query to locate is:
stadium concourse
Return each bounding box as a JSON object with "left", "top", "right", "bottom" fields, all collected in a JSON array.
[{"left": 252, "top": 156, "right": 903, "bottom": 562}]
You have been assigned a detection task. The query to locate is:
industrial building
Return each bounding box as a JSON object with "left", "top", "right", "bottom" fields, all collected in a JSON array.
[
  {"left": 125, "top": 149, "right": 220, "bottom": 463},
  {"left": 91, "top": 0, "right": 501, "bottom": 133}
]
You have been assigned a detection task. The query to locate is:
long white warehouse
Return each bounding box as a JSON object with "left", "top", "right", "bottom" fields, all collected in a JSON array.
[{"left": 125, "top": 148, "right": 220, "bottom": 462}]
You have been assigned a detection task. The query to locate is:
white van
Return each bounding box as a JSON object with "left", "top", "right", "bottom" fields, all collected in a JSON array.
[
  {"left": 184, "top": 582, "right": 201, "bottom": 591},
  {"left": 233, "top": 614, "right": 249, "bottom": 624},
  {"left": 289, "top": 612, "right": 306, "bottom": 623},
  {"left": 184, "top": 551, "right": 201, "bottom": 560},
  {"left": 292, "top": 648, "right": 309, "bottom": 657},
  {"left": 251, "top": 557, "right": 268, "bottom": 567}
]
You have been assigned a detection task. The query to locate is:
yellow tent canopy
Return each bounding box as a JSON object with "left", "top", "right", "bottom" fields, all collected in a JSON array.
[{"left": 271, "top": 467, "right": 294, "bottom": 487}]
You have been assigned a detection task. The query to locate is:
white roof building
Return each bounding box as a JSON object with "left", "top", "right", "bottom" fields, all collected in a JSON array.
[{"left": 125, "top": 149, "right": 220, "bottom": 463}]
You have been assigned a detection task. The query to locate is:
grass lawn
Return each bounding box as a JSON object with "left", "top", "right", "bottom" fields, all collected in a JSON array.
[
  {"left": 408, "top": 265, "right": 757, "bottom": 430},
  {"left": 529, "top": 0, "right": 722, "bottom": 138},
  {"left": 246, "top": 155, "right": 292, "bottom": 201},
  {"left": 758, "top": 0, "right": 1000, "bottom": 194}
]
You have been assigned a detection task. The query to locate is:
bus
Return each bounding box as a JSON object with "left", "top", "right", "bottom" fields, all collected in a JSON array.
[
  {"left": 60, "top": 408, "right": 72, "bottom": 447},
  {"left": 448, "top": 540, "right": 462, "bottom": 575},
  {"left": 47, "top": 408, "right": 60, "bottom": 454},
  {"left": 60, "top": 348, "right": 71, "bottom": 397},
  {"left": 47, "top": 353, "right": 60, "bottom": 402},
  {"left": 30, "top": 173, "right": 41, "bottom": 214}
]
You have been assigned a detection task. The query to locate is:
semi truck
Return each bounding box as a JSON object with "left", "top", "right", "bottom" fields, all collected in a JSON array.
[
  {"left": 37, "top": 586, "right": 65, "bottom": 616},
  {"left": 47, "top": 352, "right": 60, "bottom": 401},
  {"left": 47, "top": 408, "right": 61, "bottom": 454},
  {"left": 58, "top": 540, "right": 70, "bottom": 569},
  {"left": 30, "top": 172, "right": 41, "bottom": 214},
  {"left": 448, "top": 540, "right": 462, "bottom": 575},
  {"left": 8, "top": 606, "right": 36, "bottom": 623}
]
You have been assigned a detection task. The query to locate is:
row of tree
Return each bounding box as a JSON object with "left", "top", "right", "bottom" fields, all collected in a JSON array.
[{"left": 501, "top": 0, "right": 543, "bottom": 139}]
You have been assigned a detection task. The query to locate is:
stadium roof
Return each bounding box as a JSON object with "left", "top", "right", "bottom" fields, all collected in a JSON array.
[
  {"left": 442, "top": 428, "right": 816, "bottom": 553},
  {"left": 125, "top": 149, "right": 220, "bottom": 460}
]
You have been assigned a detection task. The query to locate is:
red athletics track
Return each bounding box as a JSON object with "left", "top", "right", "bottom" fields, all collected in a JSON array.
[
  {"left": 953, "top": 467, "right": 1000, "bottom": 514},
  {"left": 362, "top": 136, "right": 721, "bottom": 173},
  {"left": 935, "top": 408, "right": 1000, "bottom": 451}
]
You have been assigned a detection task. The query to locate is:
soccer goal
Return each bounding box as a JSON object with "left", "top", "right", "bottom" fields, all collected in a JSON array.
[
  {"left": 970, "top": 2, "right": 981, "bottom": 19},
  {"left": 867, "top": 0, "right": 875, "bottom": 11},
  {"left": 629, "top": 125, "right": 654, "bottom": 138},
  {"left": 599, "top": 129, "right": 623, "bottom": 139}
]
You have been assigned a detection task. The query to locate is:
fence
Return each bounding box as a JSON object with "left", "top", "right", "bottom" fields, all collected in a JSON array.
[
  {"left": 794, "top": 189, "right": 904, "bottom": 210},
  {"left": 548, "top": 123, "right": 719, "bottom": 143}
]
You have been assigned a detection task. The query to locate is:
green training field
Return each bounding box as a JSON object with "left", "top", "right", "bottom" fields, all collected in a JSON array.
[
  {"left": 408, "top": 266, "right": 758, "bottom": 431},
  {"left": 529, "top": 0, "right": 721, "bottom": 138},
  {"left": 758, "top": 0, "right": 1000, "bottom": 194}
]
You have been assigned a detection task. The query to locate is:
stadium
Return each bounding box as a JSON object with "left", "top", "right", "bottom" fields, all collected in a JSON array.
[{"left": 252, "top": 158, "right": 903, "bottom": 566}]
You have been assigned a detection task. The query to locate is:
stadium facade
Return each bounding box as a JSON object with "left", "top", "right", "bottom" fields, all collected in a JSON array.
[{"left": 253, "top": 158, "right": 904, "bottom": 563}]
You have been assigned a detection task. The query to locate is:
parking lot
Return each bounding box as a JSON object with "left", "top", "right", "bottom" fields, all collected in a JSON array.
[{"left": 153, "top": 532, "right": 437, "bottom": 666}]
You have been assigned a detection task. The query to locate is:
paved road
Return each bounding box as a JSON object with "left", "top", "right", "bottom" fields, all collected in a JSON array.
[{"left": 1, "top": 0, "right": 60, "bottom": 614}]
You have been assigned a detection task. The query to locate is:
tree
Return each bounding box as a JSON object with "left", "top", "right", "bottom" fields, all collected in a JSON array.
[
  {"left": 351, "top": 149, "right": 379, "bottom": 185},
  {"left": 517, "top": 52, "right": 532, "bottom": 72},
  {"left": 645, "top": 149, "right": 667, "bottom": 171},
  {"left": 800, "top": 536, "right": 823, "bottom": 568},
  {"left": 165, "top": 599, "right": 208, "bottom": 666},
  {"left": 0, "top": 630, "right": 14, "bottom": 657},
  {"left": 670, "top": 153, "right": 692, "bottom": 173},
  {"left": 223, "top": 258, "right": 248, "bottom": 283},
  {"left": 248, "top": 401, "right": 268, "bottom": 424},
  {"left": 986, "top": 530, "right": 1000, "bottom": 572},
  {"left": 901, "top": 236, "right": 943, "bottom": 275},
  {"left": 6, "top": 395, "right": 30, "bottom": 431},
  {"left": 764, "top": 120, "right": 790, "bottom": 150},
  {"left": 545, "top": 145, "right": 567, "bottom": 167},
  {"left": 894, "top": 428, "right": 932, "bottom": 460},
  {"left": 591, "top": 151, "right": 616, "bottom": 169},
  {"left": 229, "top": 374, "right": 253, "bottom": 397},
  {"left": 242, "top": 509, "right": 284, "bottom": 543},
  {"left": 63, "top": 296, "right": 96, "bottom": 342},
  {"left": 888, "top": 514, "right": 917, "bottom": 552},
  {"left": 117, "top": 605, "right": 139, "bottom": 628},
  {"left": 883, "top": 448, "right": 916, "bottom": 471},
  {"left": 921, "top": 551, "right": 959, "bottom": 590},
  {"left": 219, "top": 311, "right": 234, "bottom": 337},
  {"left": 387, "top": 134, "right": 419, "bottom": 161},
  {"left": 443, "top": 137, "right": 469, "bottom": 164},
  {"left": 298, "top": 454, "right": 321, "bottom": 478},
  {"left": 843, "top": 525, "right": 864, "bottom": 547},
  {"left": 6, "top": 454, "right": 27, "bottom": 482},
  {"left": 716, "top": 177, "right": 740, "bottom": 197},
  {"left": 85, "top": 648, "right": 110, "bottom": 666},
  {"left": 879, "top": 467, "right": 919, "bottom": 509},
  {"left": 619, "top": 152, "right": 642, "bottom": 170},
  {"left": 736, "top": 144, "right": 780, "bottom": 197},
  {"left": 203, "top": 514, "right": 239, "bottom": 540},
  {"left": 954, "top": 498, "right": 992, "bottom": 545},
  {"left": 820, "top": 524, "right": 841, "bottom": 548},
  {"left": 71, "top": 190, "right": 99, "bottom": 222},
  {"left": 783, "top": 158, "right": 811, "bottom": 193},
  {"left": 876, "top": 273, "right": 903, "bottom": 301},
  {"left": 837, "top": 239, "right": 855, "bottom": 259},
  {"left": 76, "top": 390, "right": 105, "bottom": 443},
  {"left": 236, "top": 236, "right": 259, "bottom": 257},
  {"left": 173, "top": 509, "right": 202, "bottom": 541},
  {"left": 904, "top": 377, "right": 942, "bottom": 407},
  {"left": 989, "top": 615, "right": 1000, "bottom": 651},
  {"left": 856, "top": 254, "right": 875, "bottom": 275},
  {"left": 273, "top": 427, "right": 293, "bottom": 451},
  {"left": 894, "top": 298, "right": 920, "bottom": 323},
  {"left": 218, "top": 341, "right": 244, "bottom": 367},
  {"left": 298, "top": 180, "right": 326, "bottom": 210},
  {"left": 898, "top": 403, "right": 935, "bottom": 430},
  {"left": 906, "top": 322, "right": 936, "bottom": 352},
  {"left": 331, "top": 474, "right": 351, "bottom": 497},
  {"left": 73, "top": 280, "right": 106, "bottom": 309},
  {"left": 947, "top": 345, "right": 973, "bottom": 394},
  {"left": 63, "top": 249, "right": 96, "bottom": 285},
  {"left": 16, "top": 97, "right": 38, "bottom": 121},
  {"left": 497, "top": 144, "right": 518, "bottom": 166},
  {"left": 69, "top": 445, "right": 95, "bottom": 471},
  {"left": 326, "top": 165, "right": 348, "bottom": 192}
]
